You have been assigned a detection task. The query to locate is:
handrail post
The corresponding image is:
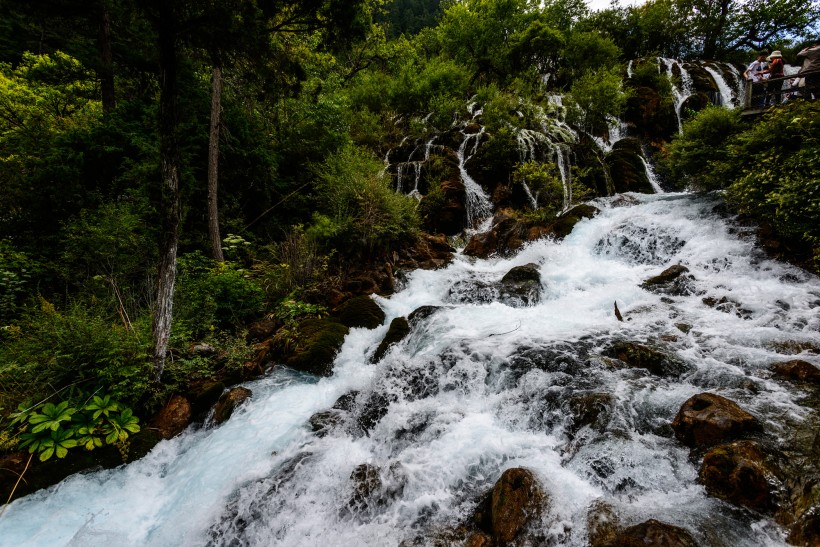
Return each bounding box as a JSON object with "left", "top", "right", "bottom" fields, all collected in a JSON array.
[{"left": 744, "top": 79, "right": 753, "bottom": 109}]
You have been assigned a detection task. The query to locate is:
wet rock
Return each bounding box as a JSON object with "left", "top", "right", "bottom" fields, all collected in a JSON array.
[
  {"left": 498, "top": 263, "right": 542, "bottom": 306},
  {"left": 308, "top": 392, "right": 359, "bottom": 437},
  {"left": 347, "top": 462, "right": 406, "bottom": 514},
  {"left": 188, "top": 381, "right": 226, "bottom": 417},
  {"left": 285, "top": 318, "right": 349, "bottom": 376},
  {"left": 567, "top": 393, "right": 614, "bottom": 434},
  {"left": 447, "top": 279, "right": 498, "bottom": 304},
  {"left": 699, "top": 440, "right": 783, "bottom": 512},
  {"left": 242, "top": 340, "right": 272, "bottom": 378},
  {"left": 212, "top": 387, "right": 252, "bottom": 425},
  {"left": 624, "top": 86, "right": 678, "bottom": 142},
  {"left": 640, "top": 265, "right": 693, "bottom": 296},
  {"left": 605, "top": 139, "right": 654, "bottom": 194},
  {"left": 604, "top": 341, "right": 689, "bottom": 377},
  {"left": 333, "top": 295, "right": 385, "bottom": 329},
  {"left": 488, "top": 467, "right": 545, "bottom": 543},
  {"left": 548, "top": 204, "right": 600, "bottom": 239},
  {"left": 464, "top": 212, "right": 527, "bottom": 258},
  {"left": 771, "top": 360, "right": 820, "bottom": 384},
  {"left": 465, "top": 532, "right": 495, "bottom": 547},
  {"left": 152, "top": 395, "right": 192, "bottom": 439},
  {"left": 587, "top": 500, "right": 620, "bottom": 547},
  {"left": 371, "top": 317, "right": 411, "bottom": 363},
  {"left": 671, "top": 393, "right": 761, "bottom": 449},
  {"left": 419, "top": 178, "right": 466, "bottom": 236},
  {"left": 610, "top": 519, "right": 699, "bottom": 547},
  {"left": 785, "top": 473, "right": 820, "bottom": 546},
  {"left": 408, "top": 305, "right": 442, "bottom": 325},
  {"left": 702, "top": 296, "right": 753, "bottom": 319},
  {"left": 397, "top": 233, "right": 457, "bottom": 270},
  {"left": 766, "top": 340, "right": 820, "bottom": 356}
]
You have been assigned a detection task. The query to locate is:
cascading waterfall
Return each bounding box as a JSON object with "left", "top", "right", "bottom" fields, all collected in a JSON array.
[
  {"left": 627, "top": 59, "right": 634, "bottom": 79},
  {"left": 457, "top": 127, "right": 493, "bottom": 228},
  {"left": 659, "top": 57, "right": 694, "bottom": 132},
  {"left": 703, "top": 64, "right": 737, "bottom": 108},
  {"left": 638, "top": 149, "right": 663, "bottom": 194},
  {"left": 3, "top": 193, "right": 817, "bottom": 547}
]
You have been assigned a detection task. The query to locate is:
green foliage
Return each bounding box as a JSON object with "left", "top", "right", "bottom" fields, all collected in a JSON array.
[
  {"left": 274, "top": 298, "right": 327, "bottom": 328},
  {"left": 513, "top": 161, "right": 564, "bottom": 211},
  {"left": 0, "top": 241, "right": 43, "bottom": 324},
  {"left": 560, "top": 31, "right": 621, "bottom": 83},
  {"left": 11, "top": 395, "right": 139, "bottom": 461},
  {"left": 665, "top": 105, "right": 743, "bottom": 190},
  {"left": 173, "top": 252, "right": 265, "bottom": 340},
  {"left": 0, "top": 299, "right": 151, "bottom": 413},
  {"left": 310, "top": 145, "right": 420, "bottom": 254},
  {"left": 629, "top": 60, "right": 674, "bottom": 103},
  {"left": 566, "top": 69, "right": 631, "bottom": 134}
]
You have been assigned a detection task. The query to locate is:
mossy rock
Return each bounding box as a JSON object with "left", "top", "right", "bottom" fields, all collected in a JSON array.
[
  {"left": 605, "top": 340, "right": 689, "bottom": 377},
  {"left": 287, "top": 318, "right": 350, "bottom": 376},
  {"left": 333, "top": 295, "right": 385, "bottom": 329},
  {"left": 624, "top": 86, "right": 678, "bottom": 142},
  {"left": 605, "top": 138, "right": 653, "bottom": 194},
  {"left": 371, "top": 317, "right": 411, "bottom": 363},
  {"left": 549, "top": 204, "right": 600, "bottom": 239}
]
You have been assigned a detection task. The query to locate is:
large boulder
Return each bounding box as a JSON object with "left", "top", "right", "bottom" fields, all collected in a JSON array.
[
  {"left": 408, "top": 305, "right": 443, "bottom": 325},
  {"left": 419, "top": 176, "right": 466, "bottom": 236},
  {"left": 699, "top": 440, "right": 783, "bottom": 512},
  {"left": 609, "top": 519, "right": 699, "bottom": 547},
  {"left": 476, "top": 467, "right": 545, "bottom": 544},
  {"left": 333, "top": 296, "right": 385, "bottom": 329},
  {"left": 548, "top": 204, "right": 600, "bottom": 239},
  {"left": 308, "top": 391, "right": 359, "bottom": 437},
  {"left": 605, "top": 138, "right": 654, "bottom": 194},
  {"left": 498, "top": 263, "right": 542, "bottom": 306},
  {"left": 212, "top": 387, "right": 252, "bottom": 425},
  {"left": 671, "top": 393, "right": 761, "bottom": 449},
  {"left": 567, "top": 392, "right": 615, "bottom": 435},
  {"left": 285, "top": 318, "right": 350, "bottom": 376},
  {"left": 640, "top": 265, "right": 694, "bottom": 296},
  {"left": 371, "top": 317, "right": 411, "bottom": 363},
  {"left": 152, "top": 394, "right": 192, "bottom": 439},
  {"left": 464, "top": 212, "right": 527, "bottom": 258},
  {"left": 587, "top": 500, "right": 620, "bottom": 547},
  {"left": 604, "top": 341, "right": 689, "bottom": 377},
  {"left": 771, "top": 360, "right": 820, "bottom": 384}
]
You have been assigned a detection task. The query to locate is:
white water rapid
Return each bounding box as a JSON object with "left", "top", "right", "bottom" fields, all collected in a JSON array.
[
  {"left": 703, "top": 64, "right": 737, "bottom": 108},
  {"left": 660, "top": 58, "right": 694, "bottom": 132},
  {"left": 457, "top": 128, "right": 493, "bottom": 228},
  {"left": 3, "top": 193, "right": 818, "bottom": 546}
]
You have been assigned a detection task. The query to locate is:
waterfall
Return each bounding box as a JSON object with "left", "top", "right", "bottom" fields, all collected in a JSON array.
[
  {"left": 555, "top": 145, "right": 572, "bottom": 210},
  {"left": 522, "top": 180, "right": 538, "bottom": 209},
  {"left": 659, "top": 57, "right": 693, "bottom": 132},
  {"left": 626, "top": 59, "right": 634, "bottom": 79},
  {"left": 722, "top": 62, "right": 746, "bottom": 107},
  {"left": 3, "top": 194, "right": 814, "bottom": 546},
  {"left": 703, "top": 64, "right": 736, "bottom": 108},
  {"left": 457, "top": 128, "right": 493, "bottom": 228},
  {"left": 639, "top": 150, "right": 663, "bottom": 194}
]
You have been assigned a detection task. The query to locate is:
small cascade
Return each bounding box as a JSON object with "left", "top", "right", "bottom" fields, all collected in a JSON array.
[
  {"left": 555, "top": 145, "right": 572, "bottom": 210},
  {"left": 592, "top": 116, "right": 628, "bottom": 154},
  {"left": 639, "top": 147, "right": 664, "bottom": 194},
  {"left": 522, "top": 180, "right": 538, "bottom": 209},
  {"left": 659, "top": 57, "right": 694, "bottom": 132},
  {"left": 722, "top": 62, "right": 746, "bottom": 107},
  {"left": 457, "top": 127, "right": 493, "bottom": 228},
  {"left": 703, "top": 64, "right": 736, "bottom": 108},
  {"left": 627, "top": 59, "right": 634, "bottom": 79}
]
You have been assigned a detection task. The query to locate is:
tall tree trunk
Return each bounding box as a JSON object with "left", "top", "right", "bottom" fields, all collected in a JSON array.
[
  {"left": 98, "top": 0, "right": 115, "bottom": 112},
  {"left": 208, "top": 61, "right": 224, "bottom": 262},
  {"left": 152, "top": 13, "right": 181, "bottom": 380}
]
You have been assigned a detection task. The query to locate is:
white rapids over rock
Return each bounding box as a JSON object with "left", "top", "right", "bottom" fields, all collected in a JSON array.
[{"left": 2, "top": 193, "right": 819, "bottom": 546}]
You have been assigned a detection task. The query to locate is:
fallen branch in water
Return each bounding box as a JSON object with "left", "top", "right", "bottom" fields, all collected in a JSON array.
[{"left": 488, "top": 321, "right": 522, "bottom": 337}]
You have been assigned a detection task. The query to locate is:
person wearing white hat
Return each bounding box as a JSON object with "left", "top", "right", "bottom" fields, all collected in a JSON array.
[{"left": 764, "top": 50, "right": 785, "bottom": 105}]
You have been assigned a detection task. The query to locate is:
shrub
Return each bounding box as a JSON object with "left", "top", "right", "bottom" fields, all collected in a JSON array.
[
  {"left": 512, "top": 161, "right": 564, "bottom": 211},
  {"left": 665, "top": 105, "right": 742, "bottom": 190},
  {"left": 566, "top": 68, "right": 631, "bottom": 134}
]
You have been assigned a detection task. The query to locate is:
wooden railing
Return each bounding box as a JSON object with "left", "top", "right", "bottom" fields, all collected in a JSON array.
[{"left": 742, "top": 70, "right": 820, "bottom": 112}]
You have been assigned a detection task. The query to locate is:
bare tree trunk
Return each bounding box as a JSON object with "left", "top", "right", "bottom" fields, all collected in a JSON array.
[
  {"left": 152, "top": 13, "right": 181, "bottom": 380},
  {"left": 98, "top": 0, "right": 116, "bottom": 112},
  {"left": 208, "top": 61, "right": 224, "bottom": 262}
]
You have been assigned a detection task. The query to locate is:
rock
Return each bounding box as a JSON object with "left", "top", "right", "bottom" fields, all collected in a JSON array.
[
  {"left": 624, "top": 86, "right": 678, "bottom": 142},
  {"left": 188, "top": 342, "right": 217, "bottom": 356},
  {"left": 766, "top": 340, "right": 820, "bottom": 356},
  {"left": 604, "top": 341, "right": 689, "bottom": 377},
  {"left": 188, "top": 381, "right": 226, "bottom": 417},
  {"left": 567, "top": 393, "right": 614, "bottom": 434},
  {"left": 498, "top": 263, "right": 541, "bottom": 306},
  {"left": 671, "top": 393, "right": 761, "bottom": 449},
  {"left": 464, "top": 212, "right": 527, "bottom": 259},
  {"left": 605, "top": 138, "right": 654, "bottom": 194},
  {"left": 408, "top": 305, "right": 442, "bottom": 325},
  {"left": 347, "top": 462, "right": 406, "bottom": 513},
  {"left": 212, "top": 387, "right": 252, "bottom": 425},
  {"left": 611, "top": 519, "right": 699, "bottom": 547},
  {"left": 242, "top": 340, "right": 272, "bottom": 378},
  {"left": 786, "top": 475, "right": 820, "bottom": 546},
  {"left": 771, "top": 360, "right": 820, "bottom": 383},
  {"left": 419, "top": 177, "right": 466, "bottom": 236},
  {"left": 246, "top": 317, "right": 280, "bottom": 343},
  {"left": 397, "top": 233, "right": 457, "bottom": 270},
  {"left": 447, "top": 279, "right": 497, "bottom": 305},
  {"left": 489, "top": 467, "right": 545, "bottom": 543},
  {"left": 152, "top": 395, "right": 192, "bottom": 439},
  {"left": 640, "top": 265, "right": 693, "bottom": 295},
  {"left": 699, "top": 440, "right": 783, "bottom": 512},
  {"left": 465, "top": 532, "right": 495, "bottom": 547},
  {"left": 333, "top": 295, "right": 385, "bottom": 329},
  {"left": 308, "top": 392, "right": 359, "bottom": 437},
  {"left": 371, "top": 317, "right": 411, "bottom": 363},
  {"left": 587, "top": 500, "right": 620, "bottom": 547},
  {"left": 285, "top": 318, "right": 349, "bottom": 376},
  {"left": 548, "top": 204, "right": 600, "bottom": 239}
]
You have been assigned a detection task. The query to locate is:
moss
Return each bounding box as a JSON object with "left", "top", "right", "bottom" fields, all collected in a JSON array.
[
  {"left": 605, "top": 138, "right": 653, "bottom": 194},
  {"left": 371, "top": 317, "right": 411, "bottom": 363},
  {"left": 549, "top": 204, "right": 599, "bottom": 239},
  {"left": 287, "top": 318, "right": 350, "bottom": 376},
  {"left": 333, "top": 295, "right": 385, "bottom": 329}
]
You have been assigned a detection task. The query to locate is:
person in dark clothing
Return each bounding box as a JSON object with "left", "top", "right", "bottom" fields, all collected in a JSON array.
[{"left": 797, "top": 38, "right": 820, "bottom": 98}]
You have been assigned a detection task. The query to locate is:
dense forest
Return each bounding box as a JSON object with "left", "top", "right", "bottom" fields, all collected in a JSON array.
[{"left": 1, "top": 0, "right": 820, "bottom": 544}]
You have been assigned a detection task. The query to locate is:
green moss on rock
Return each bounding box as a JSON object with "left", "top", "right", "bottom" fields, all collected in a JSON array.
[
  {"left": 371, "top": 317, "right": 411, "bottom": 363},
  {"left": 334, "top": 295, "right": 386, "bottom": 329},
  {"left": 287, "top": 318, "right": 350, "bottom": 376}
]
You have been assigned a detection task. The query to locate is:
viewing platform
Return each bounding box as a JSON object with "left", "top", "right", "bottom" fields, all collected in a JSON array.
[{"left": 741, "top": 70, "right": 819, "bottom": 115}]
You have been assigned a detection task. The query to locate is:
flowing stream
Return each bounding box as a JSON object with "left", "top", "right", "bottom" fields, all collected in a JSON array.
[{"left": 2, "top": 193, "right": 819, "bottom": 546}]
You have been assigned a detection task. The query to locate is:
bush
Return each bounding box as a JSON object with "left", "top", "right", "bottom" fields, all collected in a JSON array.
[
  {"left": 665, "top": 105, "right": 742, "bottom": 190},
  {"left": 310, "top": 145, "right": 420, "bottom": 255},
  {"left": 512, "top": 161, "right": 564, "bottom": 211},
  {"left": 566, "top": 68, "right": 630, "bottom": 134}
]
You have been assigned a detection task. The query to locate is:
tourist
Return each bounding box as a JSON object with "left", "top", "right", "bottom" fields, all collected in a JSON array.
[
  {"left": 764, "top": 50, "right": 785, "bottom": 105},
  {"left": 797, "top": 38, "right": 820, "bottom": 99},
  {"left": 744, "top": 51, "right": 768, "bottom": 107}
]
